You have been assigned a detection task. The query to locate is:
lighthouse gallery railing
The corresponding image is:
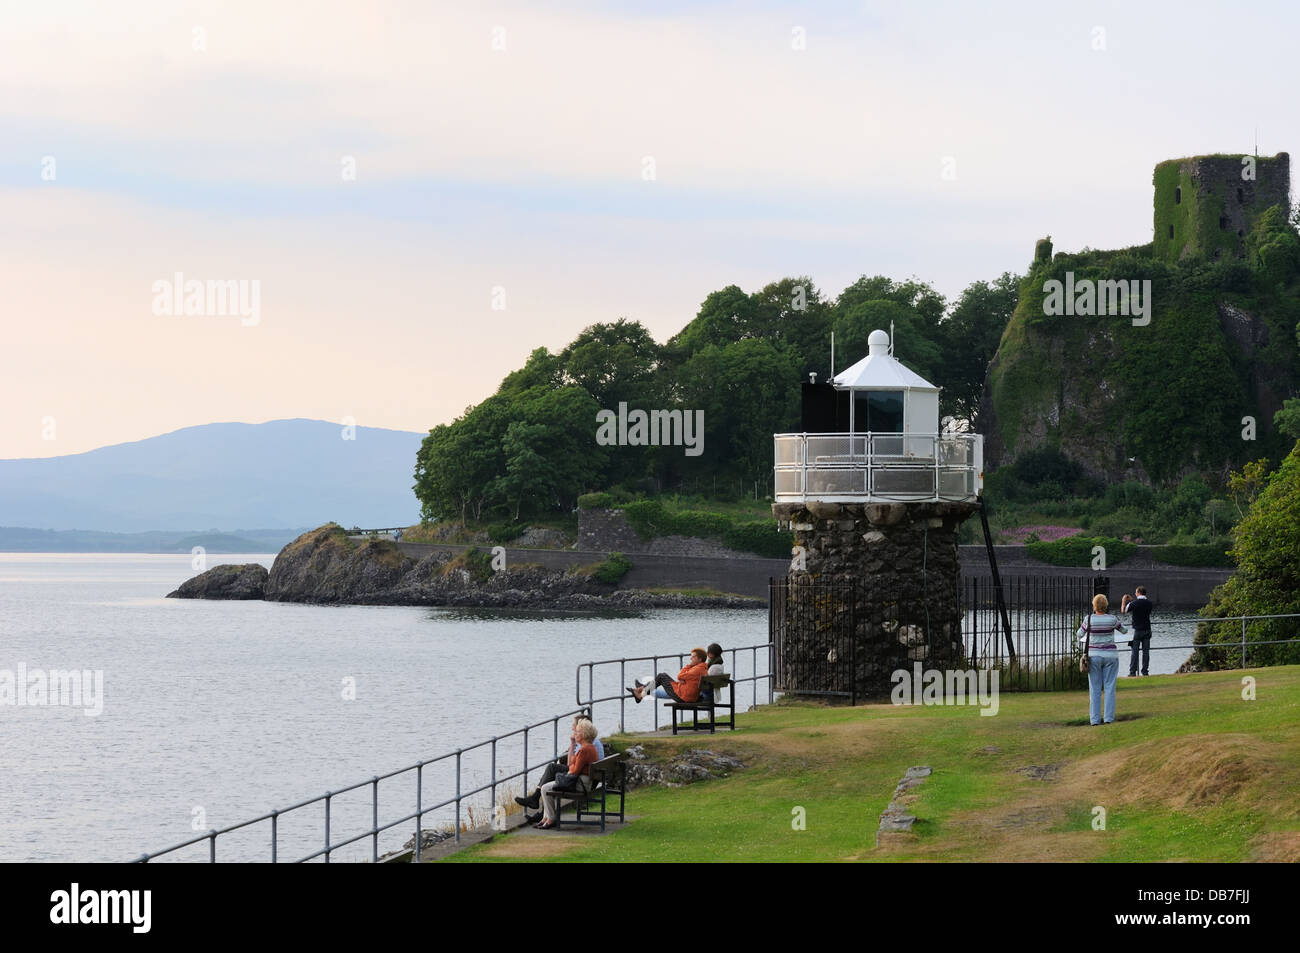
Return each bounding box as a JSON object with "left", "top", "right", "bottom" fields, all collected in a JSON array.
[{"left": 773, "top": 432, "right": 983, "bottom": 502}]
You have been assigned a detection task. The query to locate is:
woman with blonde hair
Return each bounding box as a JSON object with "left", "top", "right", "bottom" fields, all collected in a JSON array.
[
  {"left": 536, "top": 718, "right": 599, "bottom": 830},
  {"left": 1076, "top": 593, "right": 1128, "bottom": 725}
]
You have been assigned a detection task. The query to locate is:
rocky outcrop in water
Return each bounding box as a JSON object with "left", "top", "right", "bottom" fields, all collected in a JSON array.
[
  {"left": 264, "top": 524, "right": 411, "bottom": 603},
  {"left": 167, "top": 563, "right": 268, "bottom": 599},
  {"left": 197, "top": 523, "right": 764, "bottom": 609}
]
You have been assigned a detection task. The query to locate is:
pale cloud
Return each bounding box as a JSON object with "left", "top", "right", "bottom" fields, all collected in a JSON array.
[{"left": 2, "top": 0, "right": 1297, "bottom": 460}]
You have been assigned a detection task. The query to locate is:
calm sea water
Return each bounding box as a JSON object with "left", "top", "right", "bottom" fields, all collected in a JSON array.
[{"left": 0, "top": 554, "right": 766, "bottom": 862}]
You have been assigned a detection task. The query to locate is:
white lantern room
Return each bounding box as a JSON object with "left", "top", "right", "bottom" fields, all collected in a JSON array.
[{"left": 773, "top": 329, "right": 983, "bottom": 503}]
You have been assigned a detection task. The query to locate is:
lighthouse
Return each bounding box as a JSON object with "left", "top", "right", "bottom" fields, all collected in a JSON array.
[{"left": 770, "top": 330, "right": 983, "bottom": 700}]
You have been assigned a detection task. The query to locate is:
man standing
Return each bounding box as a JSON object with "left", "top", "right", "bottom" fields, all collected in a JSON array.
[{"left": 1121, "top": 586, "right": 1154, "bottom": 677}]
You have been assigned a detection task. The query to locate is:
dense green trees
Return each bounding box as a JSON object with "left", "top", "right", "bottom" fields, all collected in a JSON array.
[
  {"left": 1195, "top": 442, "right": 1300, "bottom": 667},
  {"left": 414, "top": 273, "right": 1018, "bottom": 523}
]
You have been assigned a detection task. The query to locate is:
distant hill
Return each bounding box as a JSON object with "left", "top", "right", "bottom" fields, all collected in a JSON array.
[
  {"left": 0, "top": 526, "right": 309, "bottom": 554},
  {"left": 0, "top": 419, "right": 425, "bottom": 534}
]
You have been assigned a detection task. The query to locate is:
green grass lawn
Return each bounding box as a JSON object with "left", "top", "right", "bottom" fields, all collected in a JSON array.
[{"left": 446, "top": 667, "right": 1300, "bottom": 862}]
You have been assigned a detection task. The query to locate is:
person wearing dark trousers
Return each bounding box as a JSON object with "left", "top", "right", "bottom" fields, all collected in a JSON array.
[
  {"left": 514, "top": 714, "right": 603, "bottom": 823},
  {"left": 1121, "top": 586, "right": 1154, "bottom": 677},
  {"left": 627, "top": 648, "right": 708, "bottom": 704}
]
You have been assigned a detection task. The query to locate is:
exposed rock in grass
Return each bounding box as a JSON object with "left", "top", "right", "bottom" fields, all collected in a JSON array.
[
  {"left": 622, "top": 744, "right": 745, "bottom": 788},
  {"left": 876, "top": 765, "right": 932, "bottom": 844}
]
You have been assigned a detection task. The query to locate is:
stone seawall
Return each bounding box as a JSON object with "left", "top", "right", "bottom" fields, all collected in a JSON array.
[{"left": 394, "top": 541, "right": 1230, "bottom": 606}]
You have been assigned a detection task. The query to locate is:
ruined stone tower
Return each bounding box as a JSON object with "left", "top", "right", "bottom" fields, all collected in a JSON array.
[{"left": 1153, "top": 152, "right": 1291, "bottom": 263}]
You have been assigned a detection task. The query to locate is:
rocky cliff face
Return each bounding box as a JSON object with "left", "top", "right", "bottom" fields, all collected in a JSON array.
[
  {"left": 167, "top": 563, "right": 268, "bottom": 599},
  {"left": 264, "top": 524, "right": 411, "bottom": 603},
  {"left": 981, "top": 244, "right": 1298, "bottom": 484}
]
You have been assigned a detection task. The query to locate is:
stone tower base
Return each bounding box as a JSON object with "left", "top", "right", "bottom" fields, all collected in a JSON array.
[{"left": 771, "top": 500, "right": 980, "bottom": 698}]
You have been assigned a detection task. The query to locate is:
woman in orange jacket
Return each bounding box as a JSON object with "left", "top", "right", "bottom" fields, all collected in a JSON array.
[{"left": 629, "top": 648, "right": 708, "bottom": 704}]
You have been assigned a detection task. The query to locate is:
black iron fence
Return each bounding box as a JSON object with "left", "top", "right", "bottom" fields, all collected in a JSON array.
[
  {"left": 962, "top": 574, "right": 1099, "bottom": 691},
  {"left": 772, "top": 574, "right": 1300, "bottom": 695},
  {"left": 771, "top": 577, "right": 863, "bottom": 703}
]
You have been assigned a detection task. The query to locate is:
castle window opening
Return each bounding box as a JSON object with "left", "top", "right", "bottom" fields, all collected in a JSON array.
[
  {"left": 1168, "top": 225, "right": 1174, "bottom": 239},
  {"left": 1174, "top": 186, "right": 1181, "bottom": 204},
  {"left": 1219, "top": 215, "right": 1228, "bottom": 230},
  {"left": 1237, "top": 187, "right": 1244, "bottom": 203}
]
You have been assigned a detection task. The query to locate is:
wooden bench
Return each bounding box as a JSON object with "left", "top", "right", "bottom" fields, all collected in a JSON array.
[
  {"left": 667, "top": 674, "right": 735, "bottom": 735},
  {"left": 552, "top": 752, "right": 627, "bottom": 832}
]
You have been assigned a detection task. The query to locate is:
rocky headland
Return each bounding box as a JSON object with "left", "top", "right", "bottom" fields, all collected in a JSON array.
[{"left": 169, "top": 523, "right": 762, "bottom": 609}]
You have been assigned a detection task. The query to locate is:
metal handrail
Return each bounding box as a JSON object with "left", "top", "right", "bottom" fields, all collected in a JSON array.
[
  {"left": 774, "top": 432, "right": 983, "bottom": 503},
  {"left": 575, "top": 642, "right": 776, "bottom": 733},
  {"left": 134, "top": 707, "right": 585, "bottom": 864},
  {"left": 133, "top": 642, "right": 775, "bottom": 863}
]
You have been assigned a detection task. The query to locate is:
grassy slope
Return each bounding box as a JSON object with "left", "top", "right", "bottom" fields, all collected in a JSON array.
[{"left": 448, "top": 667, "right": 1300, "bottom": 862}]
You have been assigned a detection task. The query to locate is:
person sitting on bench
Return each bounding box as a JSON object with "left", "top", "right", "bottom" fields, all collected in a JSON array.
[
  {"left": 535, "top": 718, "right": 600, "bottom": 830},
  {"left": 700, "top": 642, "right": 725, "bottom": 703},
  {"left": 514, "top": 714, "right": 603, "bottom": 822},
  {"left": 628, "top": 648, "right": 708, "bottom": 704}
]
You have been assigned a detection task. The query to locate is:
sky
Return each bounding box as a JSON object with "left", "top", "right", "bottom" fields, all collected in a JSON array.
[{"left": 2, "top": 0, "right": 1297, "bottom": 458}]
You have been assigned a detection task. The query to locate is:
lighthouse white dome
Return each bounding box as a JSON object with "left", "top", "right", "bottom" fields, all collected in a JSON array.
[{"left": 867, "top": 329, "right": 891, "bottom": 355}]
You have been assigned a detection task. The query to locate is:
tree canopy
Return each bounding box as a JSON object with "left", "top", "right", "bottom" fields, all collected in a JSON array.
[{"left": 410, "top": 271, "right": 1044, "bottom": 522}]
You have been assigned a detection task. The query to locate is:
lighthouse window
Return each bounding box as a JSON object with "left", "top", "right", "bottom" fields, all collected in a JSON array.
[{"left": 854, "top": 390, "right": 904, "bottom": 434}]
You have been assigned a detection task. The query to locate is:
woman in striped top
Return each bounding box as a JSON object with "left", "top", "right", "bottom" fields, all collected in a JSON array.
[{"left": 1076, "top": 593, "right": 1128, "bottom": 725}]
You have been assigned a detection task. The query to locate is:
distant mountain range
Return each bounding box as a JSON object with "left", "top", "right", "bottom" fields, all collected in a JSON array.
[{"left": 0, "top": 419, "right": 427, "bottom": 545}]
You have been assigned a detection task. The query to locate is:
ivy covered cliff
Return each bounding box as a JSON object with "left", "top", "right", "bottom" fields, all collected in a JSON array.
[{"left": 982, "top": 153, "right": 1300, "bottom": 484}]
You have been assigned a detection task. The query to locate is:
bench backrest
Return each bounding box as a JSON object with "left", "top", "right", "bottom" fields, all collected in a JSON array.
[
  {"left": 701, "top": 674, "right": 731, "bottom": 690},
  {"left": 589, "top": 752, "right": 626, "bottom": 788}
]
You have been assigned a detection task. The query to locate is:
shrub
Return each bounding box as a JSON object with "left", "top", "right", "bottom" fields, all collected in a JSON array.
[
  {"left": 1150, "top": 541, "right": 1234, "bottom": 567},
  {"left": 1025, "top": 535, "right": 1136, "bottom": 567},
  {"left": 485, "top": 521, "right": 524, "bottom": 544},
  {"left": 591, "top": 552, "right": 631, "bottom": 585},
  {"left": 443, "top": 547, "right": 495, "bottom": 582},
  {"left": 577, "top": 492, "right": 616, "bottom": 509},
  {"left": 619, "top": 499, "right": 791, "bottom": 557},
  {"left": 722, "top": 521, "right": 796, "bottom": 559}
]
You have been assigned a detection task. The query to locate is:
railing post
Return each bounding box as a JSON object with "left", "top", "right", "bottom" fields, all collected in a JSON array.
[
  {"left": 415, "top": 761, "right": 423, "bottom": 863},
  {"left": 620, "top": 659, "right": 626, "bottom": 732},
  {"left": 801, "top": 435, "right": 807, "bottom": 496},
  {"left": 1242, "top": 616, "right": 1248, "bottom": 669},
  {"left": 371, "top": 776, "right": 380, "bottom": 863},
  {"left": 270, "top": 809, "right": 278, "bottom": 864},
  {"left": 324, "top": 792, "right": 332, "bottom": 863},
  {"left": 653, "top": 657, "right": 660, "bottom": 731},
  {"left": 490, "top": 738, "right": 498, "bottom": 815},
  {"left": 208, "top": 829, "right": 216, "bottom": 863},
  {"left": 454, "top": 750, "right": 462, "bottom": 843},
  {"left": 767, "top": 643, "right": 774, "bottom": 705}
]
